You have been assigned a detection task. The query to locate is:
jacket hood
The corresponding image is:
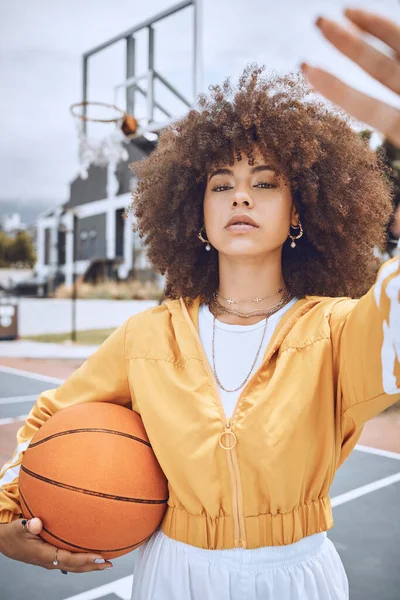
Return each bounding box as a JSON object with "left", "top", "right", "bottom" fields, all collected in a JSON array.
[{"left": 168, "top": 295, "right": 326, "bottom": 363}]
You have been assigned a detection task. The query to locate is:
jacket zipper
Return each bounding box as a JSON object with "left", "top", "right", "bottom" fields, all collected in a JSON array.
[
  {"left": 180, "top": 300, "right": 247, "bottom": 548},
  {"left": 178, "top": 296, "right": 305, "bottom": 548},
  {"left": 220, "top": 419, "right": 246, "bottom": 548}
]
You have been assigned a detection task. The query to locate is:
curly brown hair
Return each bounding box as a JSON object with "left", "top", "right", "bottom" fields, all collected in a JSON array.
[{"left": 128, "top": 64, "right": 393, "bottom": 302}]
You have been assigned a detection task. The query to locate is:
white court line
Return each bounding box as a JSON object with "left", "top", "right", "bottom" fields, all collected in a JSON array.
[
  {"left": 0, "top": 364, "right": 64, "bottom": 384},
  {"left": 0, "top": 414, "right": 28, "bottom": 426},
  {"left": 0, "top": 394, "right": 38, "bottom": 405},
  {"left": 355, "top": 444, "right": 400, "bottom": 461},
  {"left": 62, "top": 574, "right": 133, "bottom": 600},
  {"left": 331, "top": 471, "right": 400, "bottom": 507}
]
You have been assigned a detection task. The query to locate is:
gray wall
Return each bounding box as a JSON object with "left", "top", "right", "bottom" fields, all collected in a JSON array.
[
  {"left": 116, "top": 139, "right": 156, "bottom": 195},
  {"left": 57, "top": 229, "right": 66, "bottom": 265},
  {"left": 75, "top": 213, "right": 106, "bottom": 261},
  {"left": 66, "top": 165, "right": 107, "bottom": 210},
  {"left": 115, "top": 208, "right": 125, "bottom": 258},
  {"left": 44, "top": 228, "right": 51, "bottom": 265},
  {"left": 65, "top": 139, "right": 156, "bottom": 209}
]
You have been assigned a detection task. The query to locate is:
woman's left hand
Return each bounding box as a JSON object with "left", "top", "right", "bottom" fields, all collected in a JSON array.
[{"left": 301, "top": 8, "right": 400, "bottom": 147}]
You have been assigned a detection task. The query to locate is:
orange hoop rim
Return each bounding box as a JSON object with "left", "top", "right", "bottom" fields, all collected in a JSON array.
[{"left": 70, "top": 101, "right": 127, "bottom": 123}]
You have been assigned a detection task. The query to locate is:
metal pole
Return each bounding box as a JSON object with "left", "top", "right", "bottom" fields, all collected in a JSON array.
[
  {"left": 147, "top": 26, "right": 155, "bottom": 124},
  {"left": 193, "top": 0, "right": 203, "bottom": 101},
  {"left": 82, "top": 56, "right": 88, "bottom": 134},
  {"left": 48, "top": 236, "right": 55, "bottom": 297},
  {"left": 83, "top": 1, "right": 192, "bottom": 59},
  {"left": 71, "top": 213, "right": 78, "bottom": 342},
  {"left": 126, "top": 36, "right": 136, "bottom": 115}
]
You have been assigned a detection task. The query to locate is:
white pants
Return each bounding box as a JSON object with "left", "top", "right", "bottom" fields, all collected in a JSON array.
[{"left": 131, "top": 529, "right": 349, "bottom": 600}]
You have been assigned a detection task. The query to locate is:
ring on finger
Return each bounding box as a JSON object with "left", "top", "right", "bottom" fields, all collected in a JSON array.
[
  {"left": 60, "top": 570, "right": 68, "bottom": 575},
  {"left": 21, "top": 519, "right": 30, "bottom": 534}
]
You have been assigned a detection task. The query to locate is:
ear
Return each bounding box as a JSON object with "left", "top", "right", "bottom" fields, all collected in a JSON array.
[{"left": 290, "top": 202, "right": 300, "bottom": 226}]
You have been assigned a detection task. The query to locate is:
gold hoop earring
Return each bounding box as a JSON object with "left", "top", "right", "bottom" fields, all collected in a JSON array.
[
  {"left": 198, "top": 227, "right": 211, "bottom": 251},
  {"left": 288, "top": 220, "right": 303, "bottom": 248}
]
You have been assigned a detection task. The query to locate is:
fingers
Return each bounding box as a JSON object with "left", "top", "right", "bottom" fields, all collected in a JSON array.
[
  {"left": 22, "top": 517, "right": 42, "bottom": 536},
  {"left": 315, "top": 15, "right": 400, "bottom": 96},
  {"left": 16, "top": 517, "right": 42, "bottom": 538},
  {"left": 52, "top": 548, "right": 114, "bottom": 573},
  {"left": 17, "top": 518, "right": 113, "bottom": 572},
  {"left": 303, "top": 7, "right": 400, "bottom": 147},
  {"left": 344, "top": 8, "right": 400, "bottom": 56},
  {"left": 300, "top": 63, "right": 400, "bottom": 148}
]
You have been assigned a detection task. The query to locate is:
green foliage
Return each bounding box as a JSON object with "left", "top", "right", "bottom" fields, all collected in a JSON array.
[
  {"left": 0, "top": 231, "right": 36, "bottom": 267},
  {"left": 0, "top": 232, "right": 11, "bottom": 267},
  {"left": 359, "top": 129, "right": 373, "bottom": 143}
]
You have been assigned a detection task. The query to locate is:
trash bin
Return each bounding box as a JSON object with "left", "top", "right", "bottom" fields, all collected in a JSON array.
[{"left": 0, "top": 296, "right": 18, "bottom": 340}]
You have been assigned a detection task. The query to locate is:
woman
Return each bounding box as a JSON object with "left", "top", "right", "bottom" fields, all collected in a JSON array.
[{"left": 0, "top": 7, "right": 399, "bottom": 600}]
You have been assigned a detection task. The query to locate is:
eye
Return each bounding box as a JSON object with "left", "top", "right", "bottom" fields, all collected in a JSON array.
[
  {"left": 211, "top": 182, "right": 276, "bottom": 192},
  {"left": 211, "top": 184, "right": 232, "bottom": 192},
  {"left": 255, "top": 182, "right": 276, "bottom": 189}
]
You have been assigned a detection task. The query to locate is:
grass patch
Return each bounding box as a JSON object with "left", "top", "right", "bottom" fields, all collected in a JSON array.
[{"left": 22, "top": 328, "right": 116, "bottom": 346}]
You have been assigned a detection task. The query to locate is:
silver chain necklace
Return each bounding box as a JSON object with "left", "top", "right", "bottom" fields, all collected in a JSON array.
[
  {"left": 212, "top": 290, "right": 291, "bottom": 319},
  {"left": 210, "top": 293, "right": 293, "bottom": 393},
  {"left": 216, "top": 286, "right": 284, "bottom": 305},
  {"left": 211, "top": 315, "right": 268, "bottom": 393}
]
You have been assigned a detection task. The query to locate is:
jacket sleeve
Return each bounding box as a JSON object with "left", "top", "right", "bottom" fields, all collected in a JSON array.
[
  {"left": 328, "top": 254, "right": 400, "bottom": 465},
  {"left": 0, "top": 318, "right": 135, "bottom": 524}
]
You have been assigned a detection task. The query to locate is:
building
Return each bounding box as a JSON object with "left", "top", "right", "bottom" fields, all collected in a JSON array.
[{"left": 34, "top": 138, "right": 158, "bottom": 293}]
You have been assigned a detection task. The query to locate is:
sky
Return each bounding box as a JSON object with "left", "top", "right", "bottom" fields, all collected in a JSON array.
[{"left": 0, "top": 0, "right": 399, "bottom": 219}]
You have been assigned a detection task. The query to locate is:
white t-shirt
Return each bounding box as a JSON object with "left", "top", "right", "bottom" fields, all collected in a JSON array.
[{"left": 198, "top": 297, "right": 298, "bottom": 419}]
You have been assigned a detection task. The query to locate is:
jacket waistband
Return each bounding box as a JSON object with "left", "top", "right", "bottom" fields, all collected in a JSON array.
[{"left": 161, "top": 496, "right": 333, "bottom": 550}]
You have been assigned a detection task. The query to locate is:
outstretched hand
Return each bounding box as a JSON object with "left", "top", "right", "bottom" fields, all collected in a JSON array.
[{"left": 301, "top": 8, "right": 400, "bottom": 148}]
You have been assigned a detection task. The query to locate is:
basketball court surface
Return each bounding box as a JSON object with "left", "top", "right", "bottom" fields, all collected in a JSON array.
[{"left": 0, "top": 364, "right": 399, "bottom": 600}]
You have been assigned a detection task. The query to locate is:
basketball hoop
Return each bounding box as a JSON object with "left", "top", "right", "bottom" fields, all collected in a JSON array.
[{"left": 70, "top": 101, "right": 137, "bottom": 181}]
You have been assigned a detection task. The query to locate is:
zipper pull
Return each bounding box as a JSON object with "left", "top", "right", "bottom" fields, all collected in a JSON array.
[{"left": 219, "top": 419, "right": 237, "bottom": 450}]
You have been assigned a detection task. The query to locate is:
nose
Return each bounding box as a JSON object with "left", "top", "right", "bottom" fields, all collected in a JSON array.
[{"left": 232, "top": 191, "right": 254, "bottom": 208}]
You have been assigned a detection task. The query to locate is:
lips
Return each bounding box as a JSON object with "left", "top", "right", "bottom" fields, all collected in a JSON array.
[{"left": 225, "top": 214, "right": 258, "bottom": 228}]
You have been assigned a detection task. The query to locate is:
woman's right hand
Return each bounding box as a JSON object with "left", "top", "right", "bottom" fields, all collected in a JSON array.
[{"left": 0, "top": 517, "right": 113, "bottom": 573}]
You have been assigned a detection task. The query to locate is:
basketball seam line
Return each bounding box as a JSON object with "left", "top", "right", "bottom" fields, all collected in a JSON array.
[
  {"left": 20, "top": 465, "right": 168, "bottom": 504},
  {"left": 28, "top": 428, "right": 152, "bottom": 449},
  {"left": 19, "top": 488, "right": 154, "bottom": 553}
]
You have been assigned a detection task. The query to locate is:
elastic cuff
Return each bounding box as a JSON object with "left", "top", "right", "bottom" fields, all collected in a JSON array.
[{"left": 0, "top": 510, "right": 20, "bottom": 524}]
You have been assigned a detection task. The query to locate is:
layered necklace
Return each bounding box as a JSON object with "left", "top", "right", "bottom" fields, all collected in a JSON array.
[
  {"left": 216, "top": 286, "right": 284, "bottom": 306},
  {"left": 209, "top": 288, "right": 293, "bottom": 393}
]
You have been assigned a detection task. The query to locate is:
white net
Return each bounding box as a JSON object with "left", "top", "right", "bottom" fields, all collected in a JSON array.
[
  {"left": 70, "top": 103, "right": 132, "bottom": 183},
  {"left": 74, "top": 118, "right": 129, "bottom": 180}
]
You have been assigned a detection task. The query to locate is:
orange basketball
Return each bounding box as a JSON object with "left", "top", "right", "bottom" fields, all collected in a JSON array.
[{"left": 19, "top": 402, "right": 168, "bottom": 559}]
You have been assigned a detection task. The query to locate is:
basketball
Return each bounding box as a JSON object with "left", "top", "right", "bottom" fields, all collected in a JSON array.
[{"left": 19, "top": 402, "right": 168, "bottom": 559}]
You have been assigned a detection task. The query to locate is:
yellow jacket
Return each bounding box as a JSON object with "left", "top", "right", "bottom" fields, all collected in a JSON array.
[{"left": 1, "top": 257, "right": 399, "bottom": 549}]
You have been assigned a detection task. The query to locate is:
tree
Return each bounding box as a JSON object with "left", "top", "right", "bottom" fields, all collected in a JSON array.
[
  {"left": 0, "top": 231, "right": 36, "bottom": 267},
  {"left": 0, "top": 232, "right": 12, "bottom": 267}
]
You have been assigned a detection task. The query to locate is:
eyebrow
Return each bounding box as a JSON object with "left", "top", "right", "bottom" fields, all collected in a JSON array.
[{"left": 208, "top": 165, "right": 276, "bottom": 182}]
